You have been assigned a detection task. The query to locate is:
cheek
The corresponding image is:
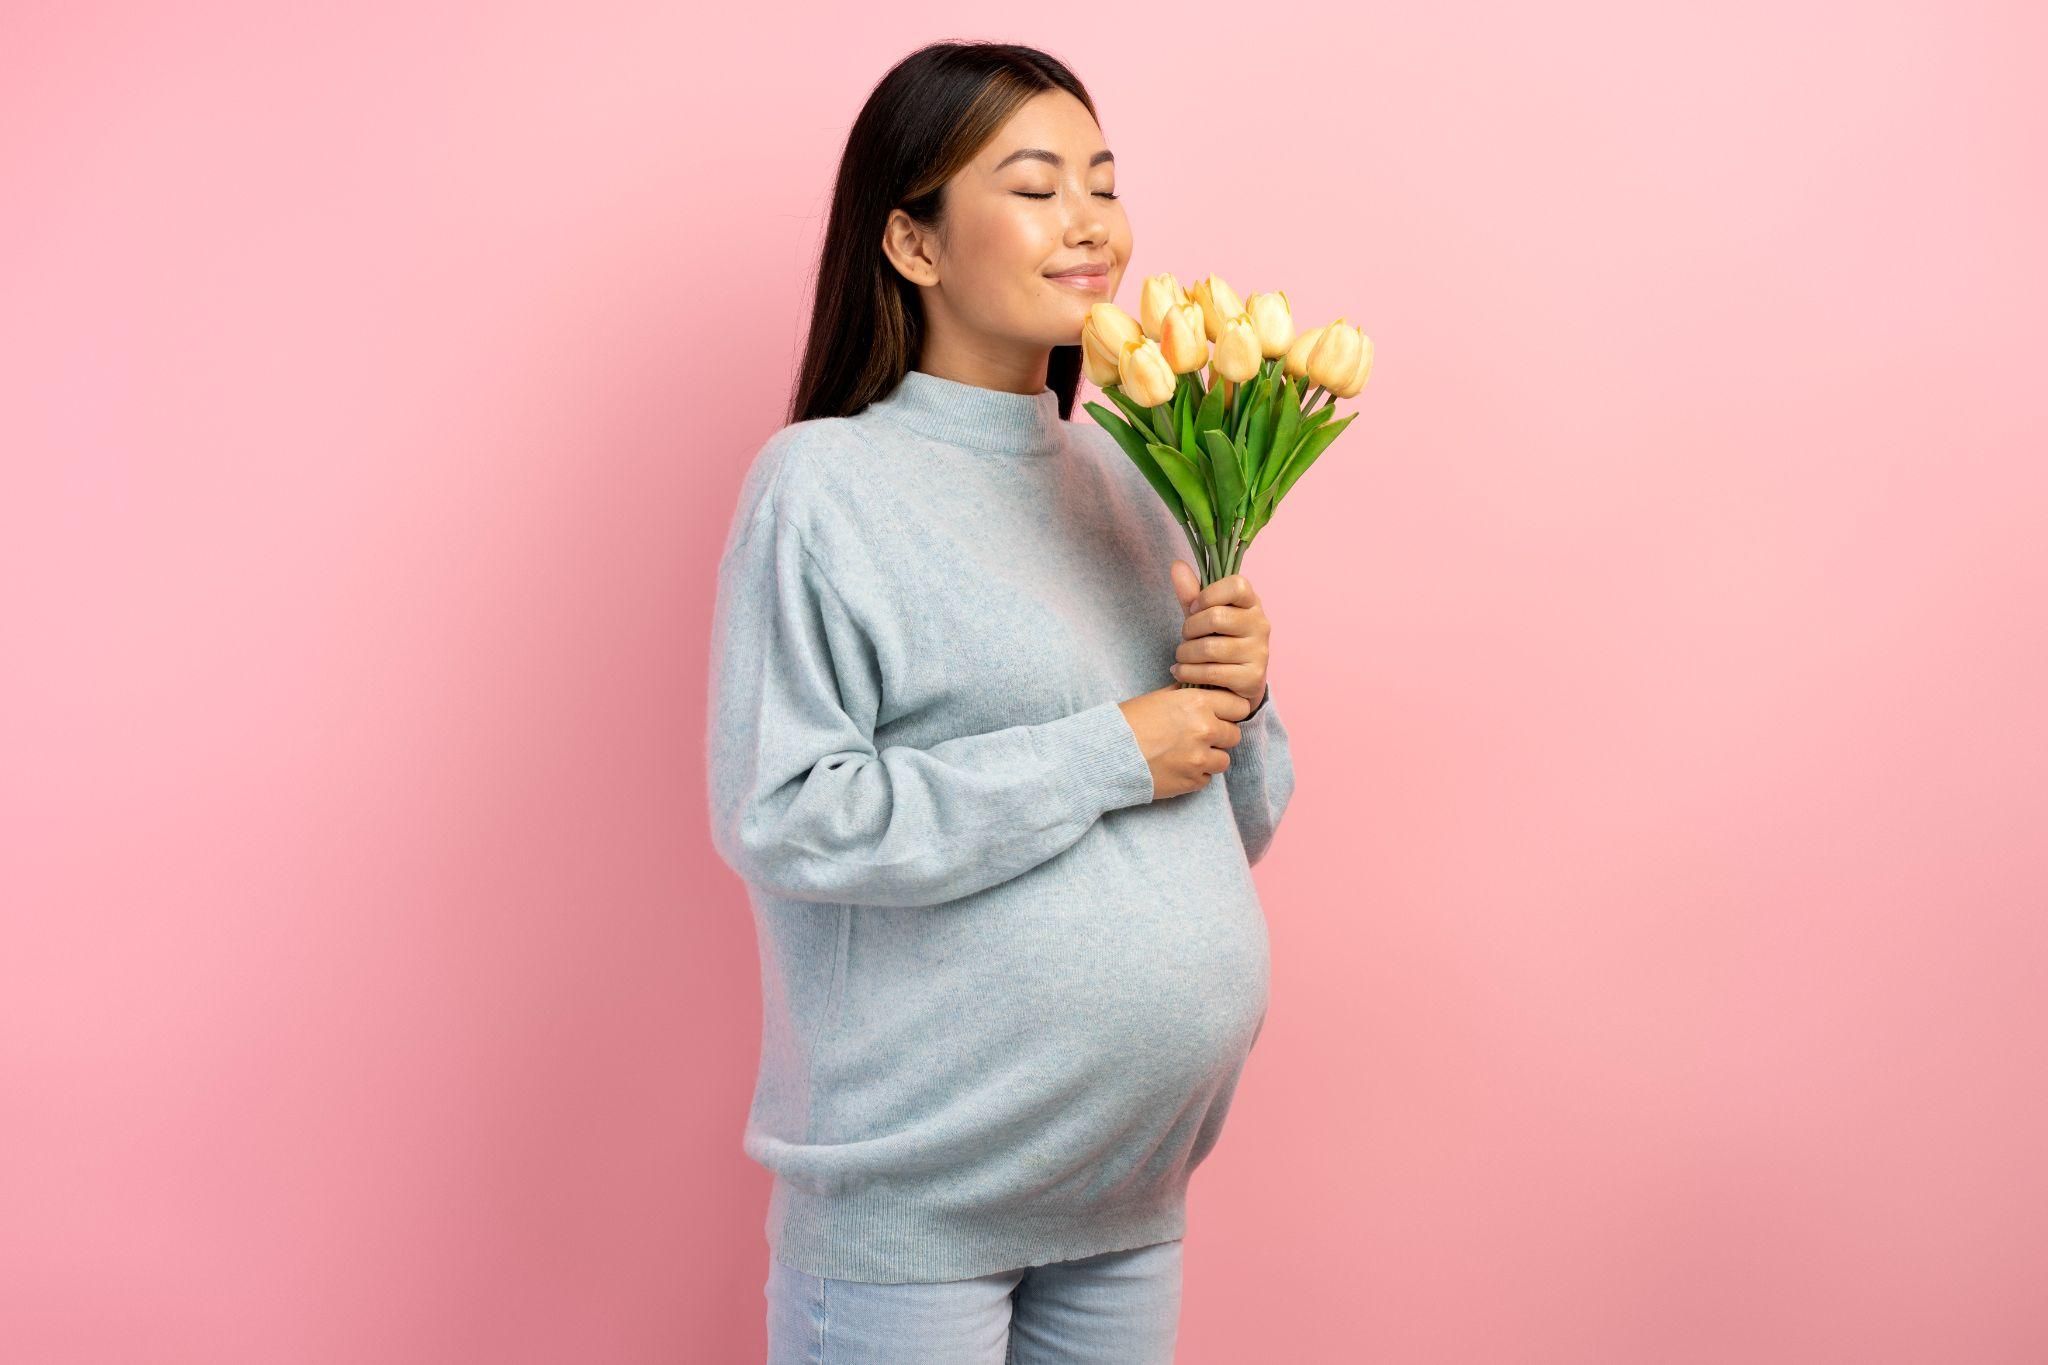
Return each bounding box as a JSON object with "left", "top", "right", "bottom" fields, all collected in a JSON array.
[
  {"left": 952, "top": 214, "right": 1058, "bottom": 319},
  {"left": 996, "top": 223, "right": 1060, "bottom": 297}
]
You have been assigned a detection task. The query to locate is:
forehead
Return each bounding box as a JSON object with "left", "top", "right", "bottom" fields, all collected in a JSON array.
[{"left": 979, "top": 92, "right": 1111, "bottom": 172}]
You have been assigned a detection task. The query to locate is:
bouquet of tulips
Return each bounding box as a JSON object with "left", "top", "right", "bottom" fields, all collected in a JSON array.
[{"left": 1079, "top": 273, "right": 1373, "bottom": 590}]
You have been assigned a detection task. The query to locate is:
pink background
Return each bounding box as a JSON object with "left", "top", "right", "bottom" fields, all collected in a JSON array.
[{"left": 5, "top": 2, "right": 2045, "bottom": 1361}]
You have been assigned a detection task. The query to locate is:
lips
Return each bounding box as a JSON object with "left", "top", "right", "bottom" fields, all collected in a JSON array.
[{"left": 1045, "top": 263, "right": 1109, "bottom": 278}]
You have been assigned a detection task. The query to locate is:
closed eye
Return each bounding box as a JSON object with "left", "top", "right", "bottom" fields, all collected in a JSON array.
[{"left": 1014, "top": 191, "right": 1120, "bottom": 200}]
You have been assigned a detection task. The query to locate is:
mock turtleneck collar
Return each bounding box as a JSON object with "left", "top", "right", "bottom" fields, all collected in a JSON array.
[{"left": 863, "top": 369, "right": 1066, "bottom": 457}]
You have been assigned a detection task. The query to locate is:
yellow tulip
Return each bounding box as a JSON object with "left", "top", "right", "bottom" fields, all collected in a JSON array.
[
  {"left": 1118, "top": 336, "right": 1177, "bottom": 408},
  {"left": 1307, "top": 318, "right": 1366, "bottom": 395},
  {"left": 1081, "top": 301, "right": 1143, "bottom": 387},
  {"left": 1188, "top": 274, "right": 1245, "bottom": 342},
  {"left": 1212, "top": 313, "right": 1263, "bottom": 384},
  {"left": 1159, "top": 301, "right": 1210, "bottom": 375},
  {"left": 1139, "top": 273, "right": 1189, "bottom": 340},
  {"left": 1284, "top": 324, "right": 1325, "bottom": 380},
  {"left": 1244, "top": 290, "right": 1294, "bottom": 358},
  {"left": 1329, "top": 331, "right": 1373, "bottom": 398}
]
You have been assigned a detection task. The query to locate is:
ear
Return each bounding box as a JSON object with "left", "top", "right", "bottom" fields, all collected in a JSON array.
[{"left": 880, "top": 209, "right": 939, "bottom": 287}]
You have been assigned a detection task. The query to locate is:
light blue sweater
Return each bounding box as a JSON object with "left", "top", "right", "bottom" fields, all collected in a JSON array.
[{"left": 706, "top": 367, "right": 1296, "bottom": 1283}]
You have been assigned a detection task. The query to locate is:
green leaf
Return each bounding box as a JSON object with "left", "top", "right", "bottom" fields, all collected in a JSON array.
[
  {"left": 1176, "top": 374, "right": 1197, "bottom": 461},
  {"left": 1231, "top": 372, "right": 1270, "bottom": 447},
  {"left": 1201, "top": 428, "right": 1245, "bottom": 533},
  {"left": 1261, "top": 378, "right": 1302, "bottom": 496},
  {"left": 1270, "top": 411, "right": 1356, "bottom": 505},
  {"left": 1101, "top": 384, "right": 1171, "bottom": 446},
  {"left": 1194, "top": 371, "right": 1227, "bottom": 441},
  {"left": 1250, "top": 483, "right": 1277, "bottom": 536},
  {"left": 1083, "top": 400, "right": 1185, "bottom": 520},
  {"left": 1246, "top": 376, "right": 1283, "bottom": 474},
  {"left": 1146, "top": 440, "right": 1215, "bottom": 545}
]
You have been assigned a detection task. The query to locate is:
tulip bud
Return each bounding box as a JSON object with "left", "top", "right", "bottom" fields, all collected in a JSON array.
[
  {"left": 1139, "top": 273, "right": 1189, "bottom": 340},
  {"left": 1189, "top": 275, "right": 1245, "bottom": 342},
  {"left": 1159, "top": 301, "right": 1210, "bottom": 375},
  {"left": 1307, "top": 318, "right": 1365, "bottom": 395},
  {"left": 1244, "top": 290, "right": 1295, "bottom": 358},
  {"left": 1284, "top": 324, "right": 1325, "bottom": 380},
  {"left": 1081, "top": 301, "right": 1143, "bottom": 387},
  {"left": 1329, "top": 331, "right": 1373, "bottom": 398},
  {"left": 1118, "top": 336, "right": 1177, "bottom": 408},
  {"left": 1212, "top": 313, "right": 1263, "bottom": 384}
]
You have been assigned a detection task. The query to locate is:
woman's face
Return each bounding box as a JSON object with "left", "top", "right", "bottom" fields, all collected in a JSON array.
[{"left": 885, "top": 90, "right": 1134, "bottom": 373}]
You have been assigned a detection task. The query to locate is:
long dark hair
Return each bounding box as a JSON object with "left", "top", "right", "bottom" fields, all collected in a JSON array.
[{"left": 788, "top": 43, "right": 1096, "bottom": 426}]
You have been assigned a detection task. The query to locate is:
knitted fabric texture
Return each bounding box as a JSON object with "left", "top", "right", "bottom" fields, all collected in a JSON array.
[{"left": 706, "top": 368, "right": 1295, "bottom": 1283}]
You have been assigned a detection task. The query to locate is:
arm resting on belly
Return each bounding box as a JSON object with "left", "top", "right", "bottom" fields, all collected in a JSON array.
[{"left": 707, "top": 453, "right": 1156, "bottom": 908}]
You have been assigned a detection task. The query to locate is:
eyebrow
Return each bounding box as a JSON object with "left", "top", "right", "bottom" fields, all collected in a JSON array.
[{"left": 991, "top": 147, "right": 1116, "bottom": 171}]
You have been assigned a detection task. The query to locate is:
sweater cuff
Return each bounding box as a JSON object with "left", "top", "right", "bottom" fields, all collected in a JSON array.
[{"left": 1034, "top": 698, "right": 1157, "bottom": 821}]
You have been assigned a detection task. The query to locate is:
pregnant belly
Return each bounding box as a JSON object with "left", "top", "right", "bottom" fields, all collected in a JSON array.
[
  {"left": 1034, "top": 876, "right": 1270, "bottom": 1091},
  {"left": 803, "top": 875, "right": 1269, "bottom": 1206},
  {"left": 818, "top": 809, "right": 1272, "bottom": 1129}
]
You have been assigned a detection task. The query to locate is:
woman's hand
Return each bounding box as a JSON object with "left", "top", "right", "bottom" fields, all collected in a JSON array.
[
  {"left": 1118, "top": 683, "right": 1253, "bottom": 799},
  {"left": 1168, "top": 561, "right": 1270, "bottom": 712}
]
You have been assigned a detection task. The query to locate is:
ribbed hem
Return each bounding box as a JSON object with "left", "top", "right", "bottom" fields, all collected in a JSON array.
[
  {"left": 768, "top": 1174, "right": 1190, "bottom": 1284},
  {"left": 1032, "top": 698, "right": 1156, "bottom": 822}
]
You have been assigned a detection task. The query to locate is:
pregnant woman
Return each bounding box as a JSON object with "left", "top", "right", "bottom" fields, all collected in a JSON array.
[{"left": 706, "top": 39, "right": 1297, "bottom": 1364}]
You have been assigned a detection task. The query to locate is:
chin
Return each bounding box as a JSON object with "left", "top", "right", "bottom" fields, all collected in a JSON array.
[
  {"left": 1044, "top": 291, "right": 1106, "bottom": 325},
  {"left": 1041, "top": 308, "right": 1094, "bottom": 345}
]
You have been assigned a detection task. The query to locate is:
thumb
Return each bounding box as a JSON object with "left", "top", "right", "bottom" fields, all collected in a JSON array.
[{"left": 1170, "top": 559, "right": 1200, "bottom": 615}]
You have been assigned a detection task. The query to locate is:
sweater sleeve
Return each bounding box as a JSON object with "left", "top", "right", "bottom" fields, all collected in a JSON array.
[
  {"left": 1223, "top": 680, "right": 1296, "bottom": 866},
  {"left": 706, "top": 439, "right": 1158, "bottom": 909}
]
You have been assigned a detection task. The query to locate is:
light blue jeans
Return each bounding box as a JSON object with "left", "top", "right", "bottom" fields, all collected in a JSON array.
[{"left": 764, "top": 1239, "right": 1183, "bottom": 1364}]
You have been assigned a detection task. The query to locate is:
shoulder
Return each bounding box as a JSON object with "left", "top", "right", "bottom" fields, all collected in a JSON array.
[
  {"left": 741, "top": 413, "right": 876, "bottom": 519},
  {"left": 1066, "top": 414, "right": 1150, "bottom": 491},
  {"left": 1063, "top": 417, "right": 1129, "bottom": 495},
  {"left": 723, "top": 417, "right": 875, "bottom": 558},
  {"left": 746, "top": 415, "right": 868, "bottom": 495},
  {"left": 1056, "top": 411, "right": 1187, "bottom": 556},
  {"left": 1065, "top": 415, "right": 1116, "bottom": 461},
  {"left": 1066, "top": 415, "right": 1179, "bottom": 537}
]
